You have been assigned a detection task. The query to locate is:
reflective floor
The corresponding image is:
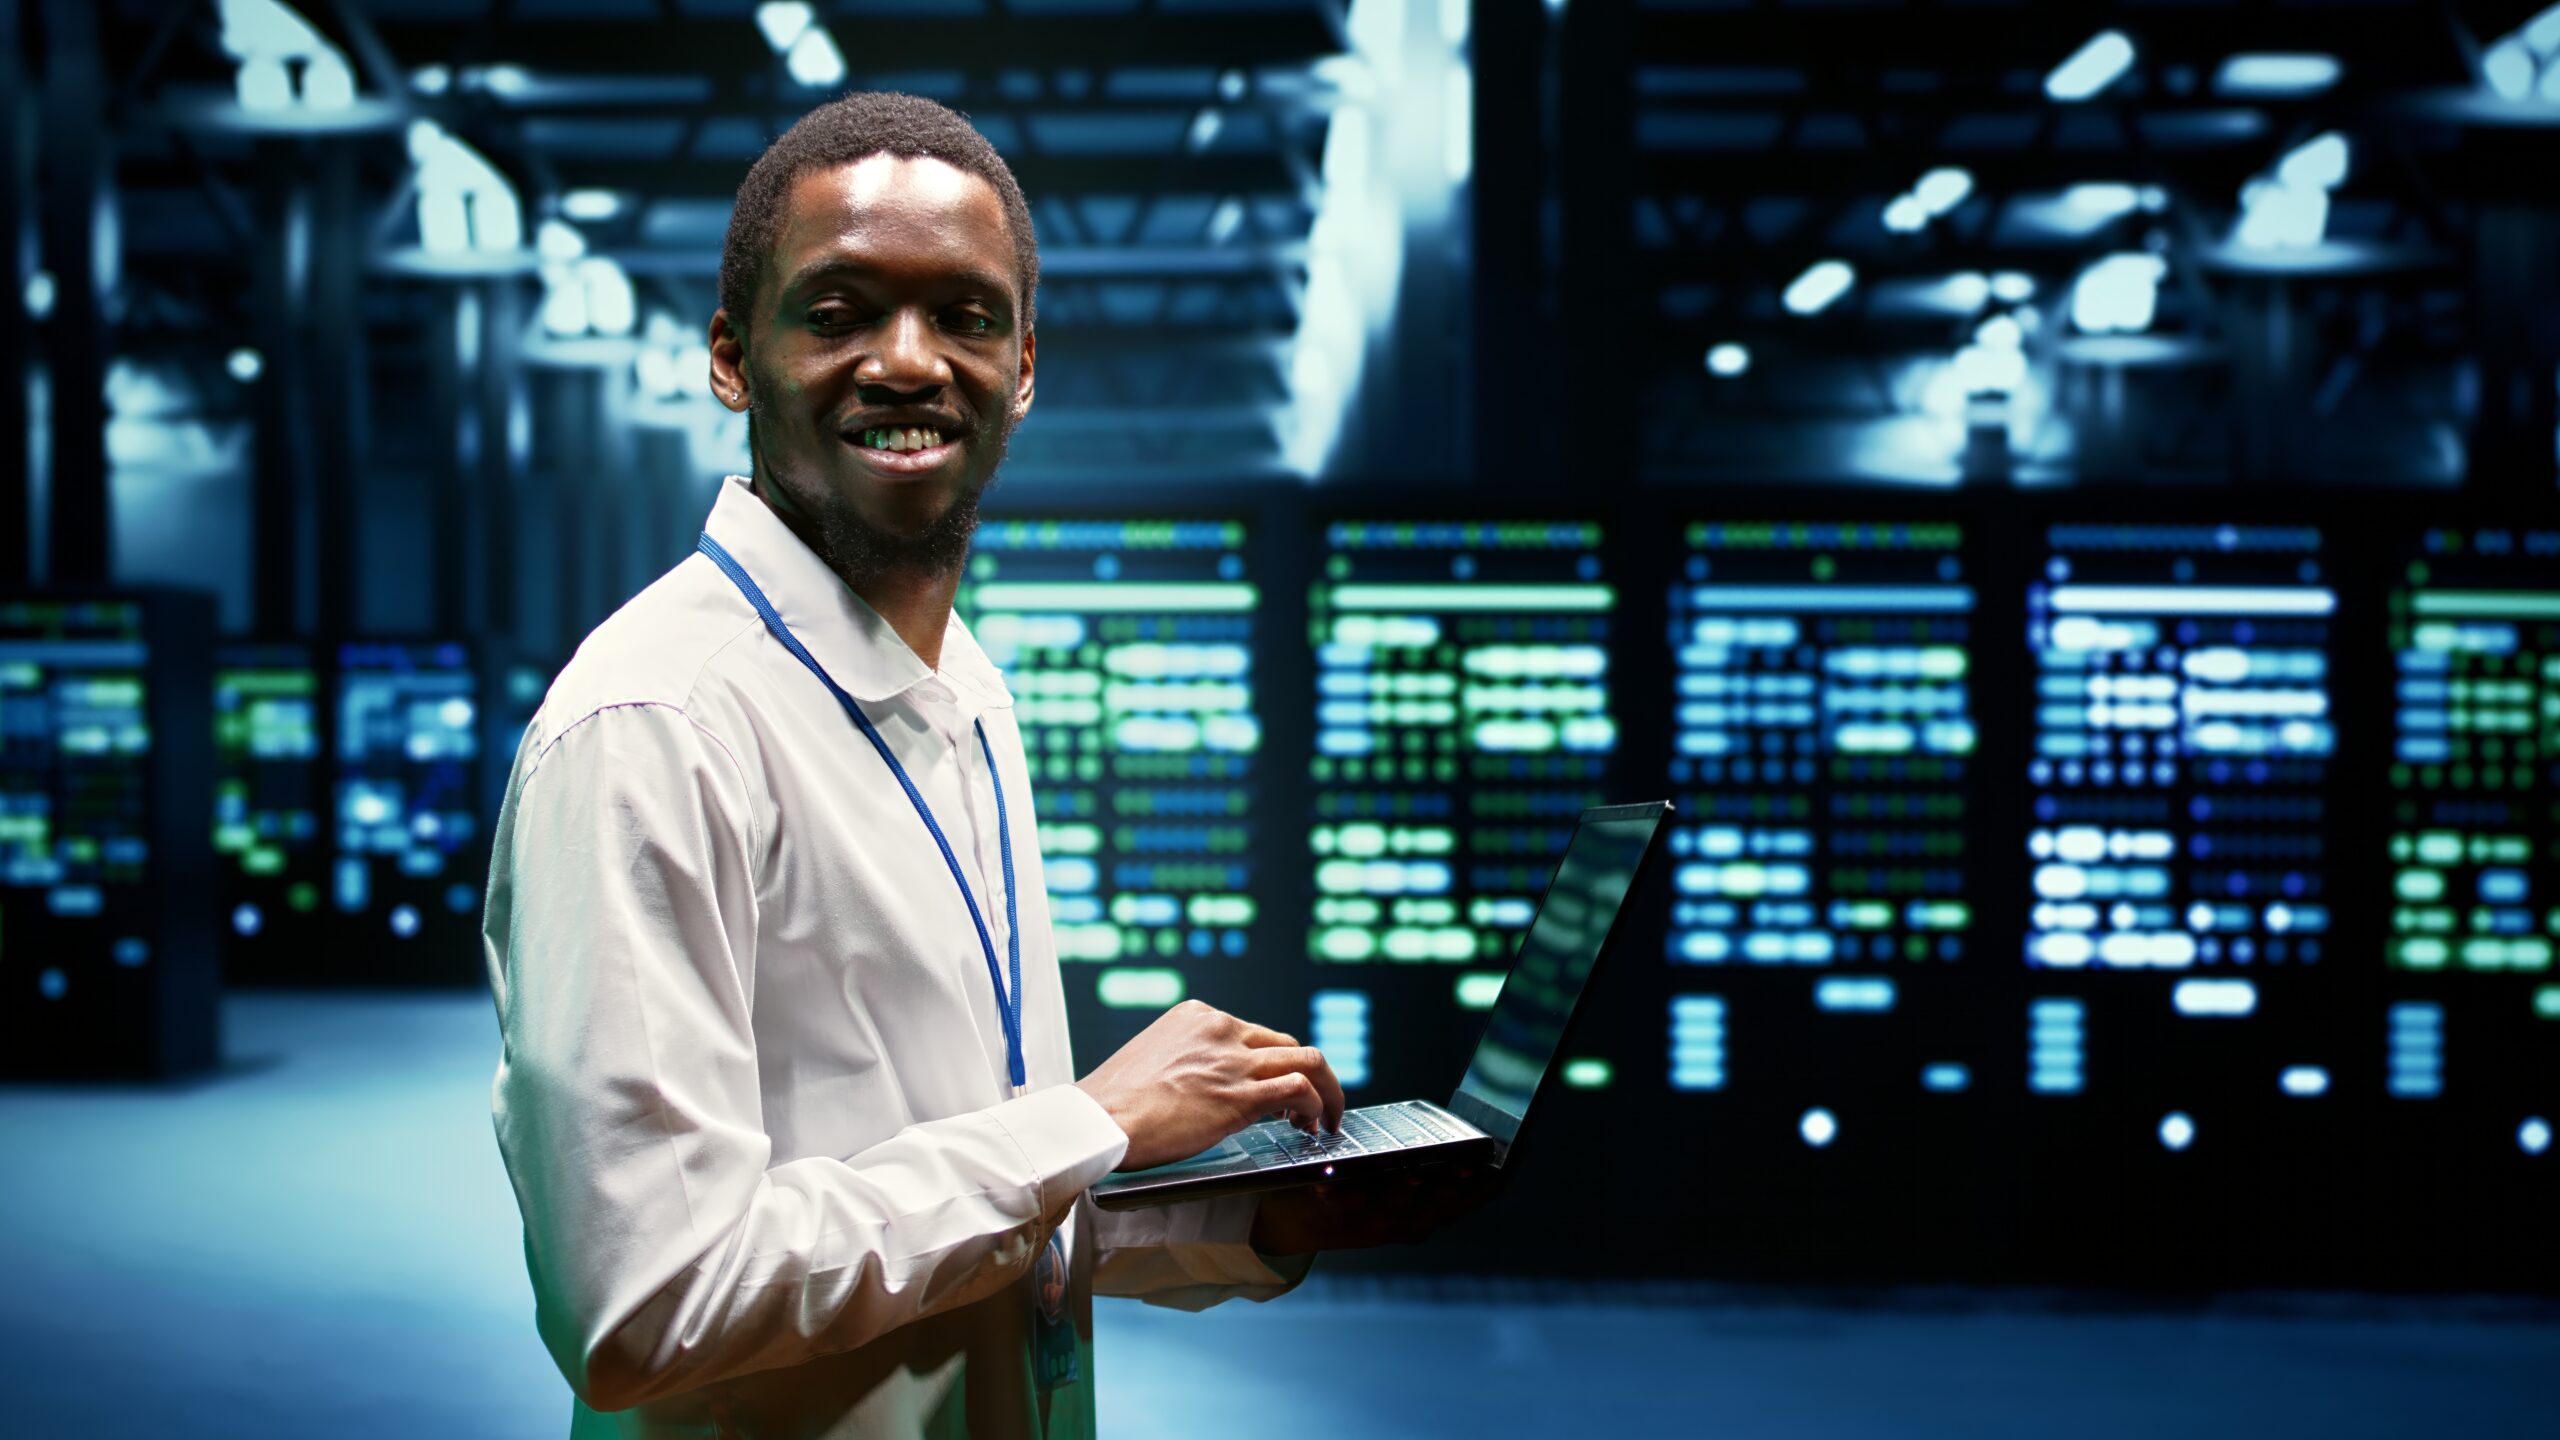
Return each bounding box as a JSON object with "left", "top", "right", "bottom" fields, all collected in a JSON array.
[{"left": 1, "top": 994, "right": 2551, "bottom": 1439}]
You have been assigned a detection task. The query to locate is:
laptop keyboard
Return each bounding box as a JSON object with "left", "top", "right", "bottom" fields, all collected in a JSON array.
[{"left": 1234, "top": 1101, "right": 1469, "bottom": 1171}]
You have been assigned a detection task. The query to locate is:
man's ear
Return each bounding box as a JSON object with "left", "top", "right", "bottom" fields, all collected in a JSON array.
[
  {"left": 709, "top": 310, "right": 750, "bottom": 412},
  {"left": 1011, "top": 328, "right": 1036, "bottom": 423}
]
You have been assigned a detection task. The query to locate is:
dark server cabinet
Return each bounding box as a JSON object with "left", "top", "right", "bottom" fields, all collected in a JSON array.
[{"left": 0, "top": 590, "right": 217, "bottom": 1077}]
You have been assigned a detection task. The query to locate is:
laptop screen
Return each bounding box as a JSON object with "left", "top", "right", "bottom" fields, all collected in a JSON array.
[{"left": 1452, "top": 804, "right": 1666, "bottom": 1145}]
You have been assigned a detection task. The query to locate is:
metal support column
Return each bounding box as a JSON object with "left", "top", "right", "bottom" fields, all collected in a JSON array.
[
  {"left": 1469, "top": 0, "right": 1547, "bottom": 487},
  {"left": 2226, "top": 276, "right": 2303, "bottom": 486},
  {"left": 307, "top": 139, "right": 364, "bottom": 632},
  {"left": 248, "top": 144, "right": 309, "bottom": 634},
  {"left": 2471, "top": 204, "right": 2560, "bottom": 500},
  {"left": 0, "top": 0, "right": 29, "bottom": 584},
  {"left": 478, "top": 279, "right": 524, "bottom": 643},
  {"left": 430, "top": 287, "right": 470, "bottom": 636},
  {"left": 37, "top": 0, "right": 109, "bottom": 583},
  {"left": 1553, "top": 0, "right": 1634, "bottom": 493}
]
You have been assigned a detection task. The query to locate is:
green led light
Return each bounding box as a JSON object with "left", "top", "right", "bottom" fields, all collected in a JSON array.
[
  {"left": 1454, "top": 972, "right": 1505, "bottom": 1009},
  {"left": 2409, "top": 591, "right": 2560, "bottom": 619},
  {"left": 1105, "top": 681, "right": 1250, "bottom": 713},
  {"left": 2536, "top": 986, "right": 2560, "bottom": 1019},
  {"left": 1187, "top": 894, "right": 1255, "bottom": 926},
  {"left": 1327, "top": 584, "right": 1615, "bottom": 613},
  {"left": 972, "top": 582, "right": 1257, "bottom": 613},
  {"left": 2396, "top": 937, "right": 2449, "bottom": 969},
  {"left": 2463, "top": 937, "right": 2554, "bottom": 970},
  {"left": 1097, "top": 968, "right": 1185, "bottom": 1009},
  {"left": 1039, "top": 824, "right": 1101, "bottom": 854},
  {"left": 1019, "top": 699, "right": 1103, "bottom": 727},
  {"left": 1561, "top": 1058, "right": 1612, "bottom": 1089},
  {"left": 2395, "top": 869, "right": 2446, "bottom": 902},
  {"left": 1315, "top": 927, "right": 1376, "bottom": 962},
  {"left": 1381, "top": 927, "right": 1474, "bottom": 962},
  {"left": 1055, "top": 925, "right": 1125, "bottom": 962}
]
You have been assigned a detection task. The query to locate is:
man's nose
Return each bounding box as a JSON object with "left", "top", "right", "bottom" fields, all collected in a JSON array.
[{"left": 856, "top": 309, "right": 949, "bottom": 395}]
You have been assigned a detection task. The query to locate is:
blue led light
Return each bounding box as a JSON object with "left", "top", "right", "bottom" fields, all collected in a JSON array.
[
  {"left": 1671, "top": 524, "right": 1974, "bottom": 986},
  {"left": 1814, "top": 977, "right": 1896, "bottom": 1013},
  {"left": 1313, "top": 989, "right": 1372, "bottom": 1090},
  {"left": 2029, "top": 997, "right": 2086, "bottom": 1094},
  {"left": 2029, "top": 528, "right": 2333, "bottom": 976},
  {"left": 1670, "top": 995, "right": 1727, "bottom": 1092},
  {"left": 2387, "top": 1002, "right": 2445, "bottom": 1099}
]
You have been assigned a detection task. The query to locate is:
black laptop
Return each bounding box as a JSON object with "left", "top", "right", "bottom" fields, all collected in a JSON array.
[{"left": 1090, "top": 801, "right": 1673, "bottom": 1211}]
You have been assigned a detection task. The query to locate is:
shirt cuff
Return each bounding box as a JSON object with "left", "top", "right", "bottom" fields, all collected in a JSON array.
[
  {"left": 1156, "top": 1191, "right": 1309, "bottom": 1290},
  {"left": 988, "top": 1083, "right": 1131, "bottom": 1215}
]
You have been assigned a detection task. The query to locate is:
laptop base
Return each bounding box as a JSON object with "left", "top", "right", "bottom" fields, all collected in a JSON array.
[{"left": 1089, "top": 1099, "right": 1497, "bottom": 1211}]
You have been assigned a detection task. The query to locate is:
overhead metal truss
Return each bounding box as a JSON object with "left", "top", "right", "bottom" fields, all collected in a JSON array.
[
  {"left": 103, "top": 0, "right": 1368, "bottom": 495},
  {"left": 1579, "top": 0, "right": 2560, "bottom": 489}
]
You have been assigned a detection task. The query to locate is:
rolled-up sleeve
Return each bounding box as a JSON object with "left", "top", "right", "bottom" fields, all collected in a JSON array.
[{"left": 483, "top": 703, "right": 1130, "bottom": 1413}]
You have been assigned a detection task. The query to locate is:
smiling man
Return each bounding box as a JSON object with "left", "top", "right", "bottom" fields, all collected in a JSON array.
[{"left": 483, "top": 93, "right": 1462, "bottom": 1440}]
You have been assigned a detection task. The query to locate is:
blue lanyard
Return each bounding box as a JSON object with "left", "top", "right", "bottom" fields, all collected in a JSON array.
[{"left": 696, "top": 533, "right": 1027, "bottom": 1090}]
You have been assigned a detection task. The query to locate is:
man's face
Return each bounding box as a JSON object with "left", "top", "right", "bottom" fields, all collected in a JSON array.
[{"left": 712, "top": 153, "right": 1034, "bottom": 578}]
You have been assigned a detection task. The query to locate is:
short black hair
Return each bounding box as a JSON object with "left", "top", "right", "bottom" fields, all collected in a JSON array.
[{"left": 719, "top": 91, "right": 1039, "bottom": 336}]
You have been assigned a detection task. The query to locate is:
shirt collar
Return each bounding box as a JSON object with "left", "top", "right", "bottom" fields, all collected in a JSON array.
[{"left": 702, "top": 475, "right": 1011, "bottom": 711}]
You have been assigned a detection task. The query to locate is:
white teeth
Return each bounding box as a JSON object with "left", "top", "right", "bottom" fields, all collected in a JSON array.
[{"left": 858, "top": 426, "right": 944, "bottom": 452}]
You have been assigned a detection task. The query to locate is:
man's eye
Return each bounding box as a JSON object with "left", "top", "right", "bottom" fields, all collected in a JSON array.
[
  {"left": 809, "top": 306, "right": 861, "bottom": 328},
  {"left": 954, "top": 312, "right": 995, "bottom": 334}
]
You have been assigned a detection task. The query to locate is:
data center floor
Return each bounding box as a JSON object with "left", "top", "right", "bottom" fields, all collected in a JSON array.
[{"left": 1, "top": 994, "right": 2551, "bottom": 1440}]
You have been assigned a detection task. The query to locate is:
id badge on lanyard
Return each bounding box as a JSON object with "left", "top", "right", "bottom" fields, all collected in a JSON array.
[
  {"left": 699, "top": 533, "right": 1079, "bottom": 1392},
  {"left": 697, "top": 532, "right": 1030, "bottom": 1093}
]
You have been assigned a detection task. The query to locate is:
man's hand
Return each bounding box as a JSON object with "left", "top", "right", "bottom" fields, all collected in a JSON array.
[
  {"left": 1248, "top": 1165, "right": 1507, "bottom": 1257},
  {"left": 1076, "top": 999, "right": 1346, "bottom": 1171}
]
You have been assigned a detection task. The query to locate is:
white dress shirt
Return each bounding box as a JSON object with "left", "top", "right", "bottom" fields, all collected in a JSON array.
[{"left": 485, "top": 475, "right": 1303, "bottom": 1439}]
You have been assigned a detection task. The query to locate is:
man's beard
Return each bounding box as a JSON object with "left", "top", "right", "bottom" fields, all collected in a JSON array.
[{"left": 755, "top": 407, "right": 1013, "bottom": 589}]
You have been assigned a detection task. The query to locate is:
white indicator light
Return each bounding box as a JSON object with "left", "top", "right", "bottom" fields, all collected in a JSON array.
[
  {"left": 2159, "top": 1111, "right": 2196, "bottom": 1151},
  {"left": 2278, "top": 1065, "right": 2329, "bottom": 1097},
  {"left": 1800, "top": 1107, "right": 1838, "bottom": 1148}
]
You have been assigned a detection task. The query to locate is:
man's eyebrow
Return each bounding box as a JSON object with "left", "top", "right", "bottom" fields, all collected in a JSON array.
[{"left": 778, "top": 257, "right": 1016, "bottom": 308}]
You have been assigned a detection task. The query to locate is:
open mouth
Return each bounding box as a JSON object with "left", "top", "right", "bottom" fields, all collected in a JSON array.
[{"left": 845, "top": 424, "right": 962, "bottom": 474}]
